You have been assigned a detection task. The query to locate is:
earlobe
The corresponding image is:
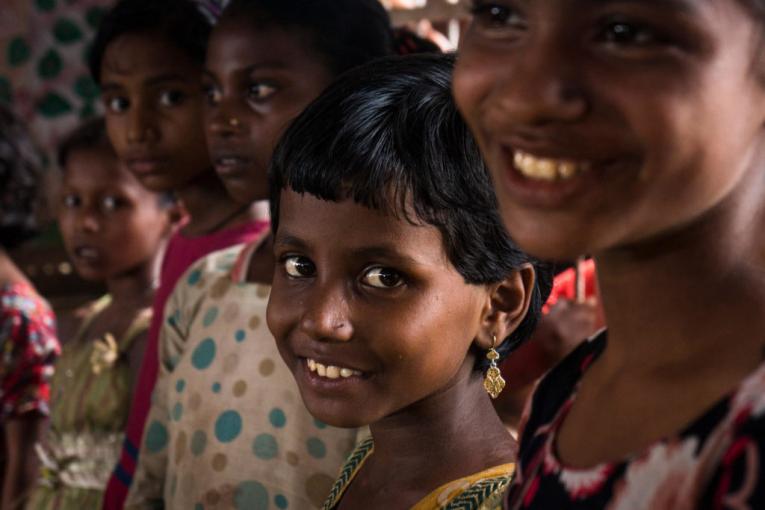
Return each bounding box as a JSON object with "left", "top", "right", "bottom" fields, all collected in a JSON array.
[{"left": 476, "top": 263, "right": 536, "bottom": 350}]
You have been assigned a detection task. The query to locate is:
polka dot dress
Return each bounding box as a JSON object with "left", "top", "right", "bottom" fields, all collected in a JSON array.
[{"left": 125, "top": 242, "right": 359, "bottom": 510}]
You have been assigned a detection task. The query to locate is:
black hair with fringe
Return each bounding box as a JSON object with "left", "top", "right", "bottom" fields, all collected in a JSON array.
[{"left": 270, "top": 54, "right": 553, "bottom": 368}]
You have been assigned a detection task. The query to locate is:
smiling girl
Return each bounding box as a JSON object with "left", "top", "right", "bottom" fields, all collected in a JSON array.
[
  {"left": 267, "top": 54, "right": 553, "bottom": 510},
  {"left": 454, "top": 0, "right": 765, "bottom": 507}
]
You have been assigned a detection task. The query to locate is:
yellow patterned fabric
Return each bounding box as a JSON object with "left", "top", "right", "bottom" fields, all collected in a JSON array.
[{"left": 323, "top": 437, "right": 513, "bottom": 510}]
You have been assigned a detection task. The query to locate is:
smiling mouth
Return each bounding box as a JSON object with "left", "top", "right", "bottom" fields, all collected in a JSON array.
[
  {"left": 306, "top": 358, "right": 363, "bottom": 379},
  {"left": 513, "top": 150, "right": 591, "bottom": 182}
]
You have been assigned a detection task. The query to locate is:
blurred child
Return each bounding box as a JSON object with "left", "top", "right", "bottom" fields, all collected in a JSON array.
[
  {"left": 24, "top": 119, "right": 173, "bottom": 510},
  {"left": 123, "top": 1, "right": 393, "bottom": 508},
  {"left": 87, "top": 1, "right": 272, "bottom": 506},
  {"left": 454, "top": 0, "right": 765, "bottom": 507},
  {"left": 0, "top": 106, "right": 60, "bottom": 510},
  {"left": 267, "top": 53, "right": 553, "bottom": 509}
]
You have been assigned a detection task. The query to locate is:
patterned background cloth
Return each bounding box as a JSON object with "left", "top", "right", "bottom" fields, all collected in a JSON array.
[{"left": 0, "top": 0, "right": 228, "bottom": 162}]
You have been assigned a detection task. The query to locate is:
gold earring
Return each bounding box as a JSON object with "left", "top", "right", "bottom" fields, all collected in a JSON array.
[
  {"left": 483, "top": 334, "right": 506, "bottom": 399},
  {"left": 228, "top": 117, "right": 240, "bottom": 127}
]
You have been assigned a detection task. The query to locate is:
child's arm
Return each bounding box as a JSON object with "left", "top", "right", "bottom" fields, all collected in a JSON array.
[{"left": 124, "top": 273, "right": 198, "bottom": 510}]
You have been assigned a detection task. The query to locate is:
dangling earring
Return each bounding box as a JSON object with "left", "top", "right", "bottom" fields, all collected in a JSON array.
[{"left": 483, "top": 334, "right": 506, "bottom": 399}]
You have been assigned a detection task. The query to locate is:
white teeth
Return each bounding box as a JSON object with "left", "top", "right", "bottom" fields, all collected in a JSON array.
[
  {"left": 513, "top": 150, "right": 590, "bottom": 181},
  {"left": 306, "top": 359, "right": 362, "bottom": 379}
]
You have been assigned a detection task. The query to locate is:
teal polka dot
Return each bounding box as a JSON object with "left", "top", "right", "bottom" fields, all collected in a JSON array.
[
  {"left": 307, "top": 437, "right": 326, "bottom": 459},
  {"left": 172, "top": 402, "right": 183, "bottom": 421},
  {"left": 190, "top": 430, "right": 207, "bottom": 456},
  {"left": 235, "top": 481, "right": 269, "bottom": 510},
  {"left": 145, "top": 421, "right": 169, "bottom": 453},
  {"left": 187, "top": 269, "right": 202, "bottom": 285},
  {"left": 235, "top": 329, "right": 246, "bottom": 342},
  {"left": 269, "top": 408, "right": 286, "bottom": 428},
  {"left": 215, "top": 410, "right": 242, "bottom": 443},
  {"left": 275, "top": 494, "right": 288, "bottom": 509},
  {"left": 202, "top": 307, "right": 219, "bottom": 327},
  {"left": 175, "top": 379, "right": 186, "bottom": 393},
  {"left": 313, "top": 419, "right": 327, "bottom": 430},
  {"left": 36, "top": 0, "right": 56, "bottom": 12},
  {"left": 53, "top": 18, "right": 83, "bottom": 44},
  {"left": 212, "top": 382, "right": 221, "bottom": 393},
  {"left": 8, "top": 37, "right": 31, "bottom": 67},
  {"left": 195, "top": 504, "right": 203, "bottom": 510},
  {"left": 191, "top": 338, "right": 216, "bottom": 370},
  {"left": 252, "top": 433, "right": 278, "bottom": 459}
]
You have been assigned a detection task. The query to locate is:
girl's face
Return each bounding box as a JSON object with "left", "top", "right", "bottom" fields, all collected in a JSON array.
[
  {"left": 203, "top": 19, "right": 334, "bottom": 204},
  {"left": 58, "top": 147, "right": 170, "bottom": 282},
  {"left": 453, "top": 0, "right": 765, "bottom": 260},
  {"left": 267, "top": 190, "right": 492, "bottom": 428},
  {"left": 100, "top": 33, "right": 211, "bottom": 193}
]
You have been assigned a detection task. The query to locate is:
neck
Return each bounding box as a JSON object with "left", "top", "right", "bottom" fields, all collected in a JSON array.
[
  {"left": 595, "top": 173, "right": 765, "bottom": 380},
  {"left": 365, "top": 362, "right": 515, "bottom": 490},
  {"left": 104, "top": 263, "right": 154, "bottom": 308},
  {"left": 176, "top": 170, "right": 258, "bottom": 237}
]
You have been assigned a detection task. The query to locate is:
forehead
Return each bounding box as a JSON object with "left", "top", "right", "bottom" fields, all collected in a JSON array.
[
  {"left": 101, "top": 32, "right": 201, "bottom": 85},
  {"left": 64, "top": 149, "right": 136, "bottom": 189},
  {"left": 277, "top": 190, "right": 449, "bottom": 263},
  {"left": 207, "top": 18, "right": 325, "bottom": 73}
]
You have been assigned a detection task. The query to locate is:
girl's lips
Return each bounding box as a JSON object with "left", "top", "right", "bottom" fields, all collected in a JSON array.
[
  {"left": 213, "top": 155, "right": 253, "bottom": 178},
  {"left": 73, "top": 245, "right": 101, "bottom": 262},
  {"left": 126, "top": 158, "right": 166, "bottom": 175},
  {"left": 298, "top": 358, "right": 369, "bottom": 392}
]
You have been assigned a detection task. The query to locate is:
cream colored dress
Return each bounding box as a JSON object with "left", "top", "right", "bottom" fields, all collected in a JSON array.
[{"left": 126, "top": 241, "right": 359, "bottom": 510}]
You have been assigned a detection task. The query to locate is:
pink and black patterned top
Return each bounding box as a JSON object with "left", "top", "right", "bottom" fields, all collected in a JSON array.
[
  {"left": 506, "top": 332, "right": 765, "bottom": 510},
  {"left": 0, "top": 282, "right": 59, "bottom": 419}
]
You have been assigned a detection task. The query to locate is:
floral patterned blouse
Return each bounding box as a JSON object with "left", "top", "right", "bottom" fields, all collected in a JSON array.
[
  {"left": 505, "top": 332, "right": 765, "bottom": 510},
  {"left": 0, "top": 282, "right": 59, "bottom": 419}
]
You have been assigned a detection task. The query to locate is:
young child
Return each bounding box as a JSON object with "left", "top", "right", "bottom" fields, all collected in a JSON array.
[
  {"left": 124, "top": 1, "right": 394, "bottom": 509},
  {"left": 453, "top": 0, "right": 765, "bottom": 507},
  {"left": 0, "top": 105, "right": 60, "bottom": 510},
  {"left": 24, "top": 119, "right": 173, "bottom": 510},
  {"left": 87, "top": 2, "right": 271, "bottom": 506},
  {"left": 266, "top": 53, "right": 553, "bottom": 509}
]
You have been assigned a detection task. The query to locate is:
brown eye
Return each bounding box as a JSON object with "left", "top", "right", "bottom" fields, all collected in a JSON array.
[
  {"left": 105, "top": 96, "right": 129, "bottom": 114},
  {"left": 469, "top": 2, "right": 526, "bottom": 35},
  {"left": 158, "top": 89, "right": 185, "bottom": 107},
  {"left": 362, "top": 267, "right": 403, "bottom": 289},
  {"left": 600, "top": 21, "right": 663, "bottom": 47},
  {"left": 284, "top": 256, "right": 316, "bottom": 278},
  {"left": 247, "top": 83, "right": 277, "bottom": 102}
]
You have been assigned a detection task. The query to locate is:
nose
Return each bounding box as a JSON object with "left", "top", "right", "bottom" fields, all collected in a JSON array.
[
  {"left": 208, "top": 98, "right": 247, "bottom": 139},
  {"left": 127, "top": 104, "right": 157, "bottom": 144},
  {"left": 76, "top": 206, "right": 101, "bottom": 234},
  {"left": 491, "top": 36, "right": 588, "bottom": 127},
  {"left": 298, "top": 282, "right": 353, "bottom": 343}
]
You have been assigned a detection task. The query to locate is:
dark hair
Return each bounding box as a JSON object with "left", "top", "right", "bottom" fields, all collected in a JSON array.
[
  {"left": 0, "top": 106, "right": 44, "bottom": 250},
  {"left": 270, "top": 54, "right": 553, "bottom": 367},
  {"left": 219, "top": 0, "right": 393, "bottom": 76},
  {"left": 57, "top": 117, "right": 113, "bottom": 169},
  {"left": 89, "top": 0, "right": 212, "bottom": 84}
]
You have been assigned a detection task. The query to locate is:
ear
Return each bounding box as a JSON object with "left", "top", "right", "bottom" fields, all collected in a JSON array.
[{"left": 474, "top": 263, "right": 536, "bottom": 350}]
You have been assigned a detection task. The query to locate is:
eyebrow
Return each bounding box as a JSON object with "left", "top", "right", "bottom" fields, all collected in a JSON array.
[
  {"left": 274, "top": 233, "right": 429, "bottom": 267},
  {"left": 99, "top": 73, "right": 192, "bottom": 92},
  {"left": 585, "top": 0, "right": 697, "bottom": 12}
]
